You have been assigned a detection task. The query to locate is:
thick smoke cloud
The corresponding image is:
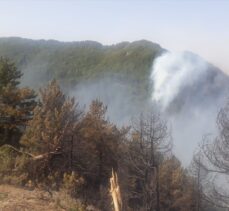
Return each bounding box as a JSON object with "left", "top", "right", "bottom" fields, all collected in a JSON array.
[
  {"left": 151, "top": 51, "right": 229, "bottom": 164},
  {"left": 151, "top": 51, "right": 208, "bottom": 109}
]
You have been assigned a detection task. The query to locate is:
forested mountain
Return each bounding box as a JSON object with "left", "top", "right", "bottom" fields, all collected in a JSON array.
[
  {"left": 0, "top": 37, "right": 228, "bottom": 112},
  {"left": 0, "top": 37, "right": 163, "bottom": 94},
  {"left": 1, "top": 38, "right": 229, "bottom": 210}
]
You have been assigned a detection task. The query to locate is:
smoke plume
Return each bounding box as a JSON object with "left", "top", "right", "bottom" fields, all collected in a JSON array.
[
  {"left": 151, "top": 51, "right": 208, "bottom": 109},
  {"left": 151, "top": 51, "right": 229, "bottom": 164}
]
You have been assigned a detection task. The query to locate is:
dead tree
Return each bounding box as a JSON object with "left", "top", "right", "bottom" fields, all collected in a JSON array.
[
  {"left": 127, "top": 110, "right": 172, "bottom": 211},
  {"left": 197, "top": 101, "right": 229, "bottom": 208}
]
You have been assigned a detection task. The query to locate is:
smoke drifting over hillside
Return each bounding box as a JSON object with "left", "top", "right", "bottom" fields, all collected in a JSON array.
[
  {"left": 151, "top": 52, "right": 208, "bottom": 109},
  {"left": 8, "top": 37, "right": 228, "bottom": 165},
  {"left": 69, "top": 77, "right": 152, "bottom": 125},
  {"left": 151, "top": 51, "right": 229, "bottom": 164},
  {"left": 68, "top": 51, "right": 229, "bottom": 165}
]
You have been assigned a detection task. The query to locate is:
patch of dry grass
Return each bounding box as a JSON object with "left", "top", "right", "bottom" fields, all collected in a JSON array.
[{"left": 0, "top": 184, "right": 87, "bottom": 211}]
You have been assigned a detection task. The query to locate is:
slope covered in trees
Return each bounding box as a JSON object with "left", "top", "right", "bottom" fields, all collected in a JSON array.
[
  {"left": 0, "top": 58, "right": 225, "bottom": 211},
  {"left": 0, "top": 37, "right": 163, "bottom": 94},
  {"left": 1, "top": 38, "right": 229, "bottom": 210},
  {"left": 0, "top": 37, "right": 228, "bottom": 116}
]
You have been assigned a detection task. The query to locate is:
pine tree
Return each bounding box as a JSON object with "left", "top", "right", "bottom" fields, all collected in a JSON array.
[
  {"left": 159, "top": 156, "right": 196, "bottom": 211},
  {"left": 79, "top": 100, "right": 124, "bottom": 186},
  {"left": 20, "top": 80, "right": 82, "bottom": 182},
  {"left": 21, "top": 80, "right": 81, "bottom": 154},
  {"left": 0, "top": 57, "right": 36, "bottom": 146}
]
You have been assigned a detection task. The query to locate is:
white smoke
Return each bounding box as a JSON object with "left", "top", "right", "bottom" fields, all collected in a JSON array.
[
  {"left": 68, "top": 51, "right": 229, "bottom": 165},
  {"left": 151, "top": 51, "right": 208, "bottom": 109},
  {"left": 151, "top": 51, "right": 228, "bottom": 164},
  {"left": 69, "top": 77, "right": 150, "bottom": 126}
]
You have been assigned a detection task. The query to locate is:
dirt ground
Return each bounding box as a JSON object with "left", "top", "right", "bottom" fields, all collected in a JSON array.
[{"left": 0, "top": 184, "right": 70, "bottom": 211}]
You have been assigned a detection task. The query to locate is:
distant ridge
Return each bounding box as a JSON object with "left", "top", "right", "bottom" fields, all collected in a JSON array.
[
  {"left": 0, "top": 37, "right": 228, "bottom": 113},
  {"left": 0, "top": 37, "right": 163, "bottom": 94}
]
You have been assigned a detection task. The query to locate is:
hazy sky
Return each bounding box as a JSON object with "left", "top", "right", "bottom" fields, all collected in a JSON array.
[{"left": 0, "top": 0, "right": 228, "bottom": 72}]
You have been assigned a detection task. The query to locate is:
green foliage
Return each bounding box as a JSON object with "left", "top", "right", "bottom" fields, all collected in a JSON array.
[
  {"left": 0, "top": 57, "right": 36, "bottom": 146},
  {"left": 0, "top": 57, "right": 22, "bottom": 90},
  {"left": 0, "top": 38, "right": 164, "bottom": 96}
]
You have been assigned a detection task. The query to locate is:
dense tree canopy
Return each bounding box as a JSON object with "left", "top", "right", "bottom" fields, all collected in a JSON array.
[
  {"left": 0, "top": 58, "right": 225, "bottom": 211},
  {"left": 0, "top": 37, "right": 164, "bottom": 99}
]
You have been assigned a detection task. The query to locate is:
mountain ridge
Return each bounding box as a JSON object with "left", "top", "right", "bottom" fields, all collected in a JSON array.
[
  {"left": 0, "top": 37, "right": 163, "bottom": 95},
  {"left": 0, "top": 37, "right": 228, "bottom": 114}
]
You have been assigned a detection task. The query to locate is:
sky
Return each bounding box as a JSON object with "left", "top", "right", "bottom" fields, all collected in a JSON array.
[{"left": 0, "top": 0, "right": 228, "bottom": 72}]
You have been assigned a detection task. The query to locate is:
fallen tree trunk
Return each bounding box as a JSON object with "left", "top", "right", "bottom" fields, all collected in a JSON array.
[{"left": 2, "top": 144, "right": 62, "bottom": 161}]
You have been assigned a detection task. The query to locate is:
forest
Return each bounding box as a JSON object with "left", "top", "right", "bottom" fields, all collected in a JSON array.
[
  {"left": 0, "top": 37, "right": 163, "bottom": 89},
  {"left": 1, "top": 55, "right": 229, "bottom": 211}
]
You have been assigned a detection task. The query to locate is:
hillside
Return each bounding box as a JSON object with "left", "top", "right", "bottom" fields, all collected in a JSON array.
[
  {"left": 0, "top": 37, "right": 163, "bottom": 94},
  {"left": 1, "top": 37, "right": 228, "bottom": 106},
  {"left": 0, "top": 38, "right": 229, "bottom": 210},
  {"left": 1, "top": 37, "right": 228, "bottom": 115}
]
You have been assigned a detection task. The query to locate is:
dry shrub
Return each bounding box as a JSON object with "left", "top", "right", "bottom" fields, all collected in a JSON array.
[
  {"left": 53, "top": 188, "right": 86, "bottom": 211},
  {"left": 0, "top": 145, "right": 30, "bottom": 185},
  {"left": 62, "top": 171, "right": 85, "bottom": 196}
]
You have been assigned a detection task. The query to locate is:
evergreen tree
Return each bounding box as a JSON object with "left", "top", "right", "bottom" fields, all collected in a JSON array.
[
  {"left": 159, "top": 156, "right": 196, "bottom": 211},
  {"left": 0, "top": 57, "right": 36, "bottom": 146},
  {"left": 79, "top": 100, "right": 124, "bottom": 186},
  {"left": 21, "top": 80, "right": 81, "bottom": 155},
  {"left": 20, "top": 80, "right": 82, "bottom": 182}
]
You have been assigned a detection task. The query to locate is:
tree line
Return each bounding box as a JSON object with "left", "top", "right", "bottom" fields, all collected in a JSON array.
[{"left": 0, "top": 57, "right": 227, "bottom": 210}]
